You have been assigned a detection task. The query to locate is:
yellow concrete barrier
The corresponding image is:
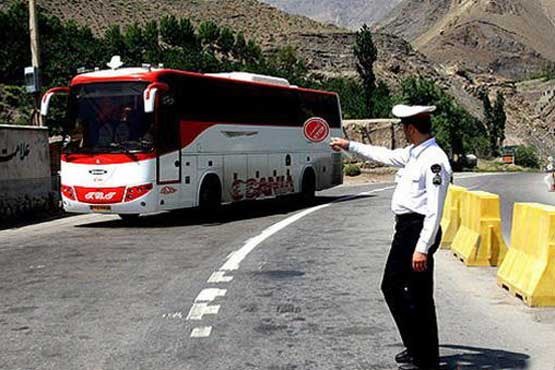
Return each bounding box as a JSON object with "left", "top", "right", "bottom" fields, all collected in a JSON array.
[
  {"left": 497, "top": 203, "right": 555, "bottom": 307},
  {"left": 440, "top": 185, "right": 467, "bottom": 249},
  {"left": 450, "top": 191, "right": 507, "bottom": 266}
]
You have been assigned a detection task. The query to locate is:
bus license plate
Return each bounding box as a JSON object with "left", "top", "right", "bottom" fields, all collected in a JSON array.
[{"left": 90, "top": 205, "right": 111, "bottom": 213}]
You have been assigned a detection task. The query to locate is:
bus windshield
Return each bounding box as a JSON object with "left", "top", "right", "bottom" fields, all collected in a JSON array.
[{"left": 67, "top": 82, "right": 154, "bottom": 153}]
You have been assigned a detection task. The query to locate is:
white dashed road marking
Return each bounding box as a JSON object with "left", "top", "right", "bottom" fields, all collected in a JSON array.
[
  {"left": 188, "top": 185, "right": 395, "bottom": 338},
  {"left": 190, "top": 326, "right": 213, "bottom": 338},
  {"left": 186, "top": 303, "right": 220, "bottom": 321},
  {"left": 162, "top": 312, "right": 183, "bottom": 319},
  {"left": 195, "top": 288, "right": 227, "bottom": 302},
  {"left": 207, "top": 271, "right": 233, "bottom": 283}
]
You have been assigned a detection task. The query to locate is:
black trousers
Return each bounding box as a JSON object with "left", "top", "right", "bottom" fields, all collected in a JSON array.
[{"left": 381, "top": 213, "right": 442, "bottom": 368}]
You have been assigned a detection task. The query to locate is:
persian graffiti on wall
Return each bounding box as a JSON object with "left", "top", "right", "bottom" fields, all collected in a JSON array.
[{"left": 0, "top": 142, "right": 30, "bottom": 162}]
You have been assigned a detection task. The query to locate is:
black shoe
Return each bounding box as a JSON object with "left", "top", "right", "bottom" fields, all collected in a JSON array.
[
  {"left": 395, "top": 349, "right": 413, "bottom": 364},
  {"left": 398, "top": 363, "right": 438, "bottom": 370}
]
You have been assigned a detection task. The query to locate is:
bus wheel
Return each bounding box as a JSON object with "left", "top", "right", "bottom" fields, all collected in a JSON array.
[
  {"left": 119, "top": 214, "right": 140, "bottom": 223},
  {"left": 199, "top": 176, "right": 222, "bottom": 214},
  {"left": 300, "top": 169, "right": 316, "bottom": 204}
]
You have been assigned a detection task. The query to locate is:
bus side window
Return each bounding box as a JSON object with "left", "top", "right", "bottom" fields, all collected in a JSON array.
[
  {"left": 157, "top": 93, "right": 179, "bottom": 153},
  {"left": 300, "top": 92, "right": 341, "bottom": 129}
]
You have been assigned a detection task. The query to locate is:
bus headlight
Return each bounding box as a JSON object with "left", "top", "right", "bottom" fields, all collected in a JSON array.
[{"left": 125, "top": 183, "right": 153, "bottom": 202}]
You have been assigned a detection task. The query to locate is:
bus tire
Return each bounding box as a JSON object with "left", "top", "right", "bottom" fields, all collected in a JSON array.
[
  {"left": 119, "top": 214, "right": 140, "bottom": 223},
  {"left": 199, "top": 175, "right": 222, "bottom": 214},
  {"left": 300, "top": 168, "right": 316, "bottom": 204}
]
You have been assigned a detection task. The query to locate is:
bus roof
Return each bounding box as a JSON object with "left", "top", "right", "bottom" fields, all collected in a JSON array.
[{"left": 70, "top": 67, "right": 338, "bottom": 96}]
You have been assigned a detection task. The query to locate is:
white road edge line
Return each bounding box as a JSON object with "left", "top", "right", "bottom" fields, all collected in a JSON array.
[
  {"left": 189, "top": 185, "right": 394, "bottom": 338},
  {"left": 218, "top": 185, "right": 395, "bottom": 273}
]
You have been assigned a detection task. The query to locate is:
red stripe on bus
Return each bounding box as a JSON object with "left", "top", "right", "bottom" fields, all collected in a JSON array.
[
  {"left": 180, "top": 121, "right": 217, "bottom": 147},
  {"left": 179, "top": 120, "right": 313, "bottom": 148},
  {"left": 62, "top": 153, "right": 156, "bottom": 164}
]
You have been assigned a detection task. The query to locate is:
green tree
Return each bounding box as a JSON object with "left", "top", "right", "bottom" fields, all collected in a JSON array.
[
  {"left": 480, "top": 91, "right": 495, "bottom": 156},
  {"left": 198, "top": 21, "right": 220, "bottom": 49},
  {"left": 124, "top": 23, "right": 145, "bottom": 65},
  {"left": 245, "top": 40, "right": 262, "bottom": 65},
  {"left": 400, "top": 77, "right": 486, "bottom": 164},
  {"left": 316, "top": 77, "right": 366, "bottom": 119},
  {"left": 480, "top": 90, "right": 507, "bottom": 157},
  {"left": 370, "top": 81, "right": 395, "bottom": 118},
  {"left": 353, "top": 24, "right": 377, "bottom": 117},
  {"left": 492, "top": 92, "right": 507, "bottom": 155},
  {"left": 217, "top": 27, "right": 235, "bottom": 55},
  {"left": 0, "top": 2, "right": 30, "bottom": 85},
  {"left": 515, "top": 145, "right": 540, "bottom": 168},
  {"left": 267, "top": 46, "right": 307, "bottom": 86},
  {"left": 0, "top": 85, "right": 33, "bottom": 125},
  {"left": 233, "top": 32, "right": 248, "bottom": 62},
  {"left": 143, "top": 21, "right": 160, "bottom": 63},
  {"left": 102, "top": 25, "right": 127, "bottom": 61},
  {"left": 42, "top": 19, "right": 102, "bottom": 86},
  {"left": 160, "top": 15, "right": 180, "bottom": 46},
  {"left": 178, "top": 18, "right": 199, "bottom": 50}
]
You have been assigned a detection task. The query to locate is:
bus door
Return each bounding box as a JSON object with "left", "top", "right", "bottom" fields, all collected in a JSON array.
[{"left": 156, "top": 95, "right": 181, "bottom": 186}]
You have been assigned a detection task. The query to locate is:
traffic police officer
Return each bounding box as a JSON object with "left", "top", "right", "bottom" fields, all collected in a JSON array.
[{"left": 330, "top": 105, "right": 452, "bottom": 370}]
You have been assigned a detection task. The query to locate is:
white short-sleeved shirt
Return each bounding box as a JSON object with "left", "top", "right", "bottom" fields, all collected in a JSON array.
[{"left": 349, "top": 138, "right": 452, "bottom": 254}]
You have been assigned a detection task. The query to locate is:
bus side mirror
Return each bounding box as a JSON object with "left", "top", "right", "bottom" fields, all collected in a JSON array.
[
  {"left": 41, "top": 87, "right": 70, "bottom": 116},
  {"left": 144, "top": 82, "right": 169, "bottom": 113}
]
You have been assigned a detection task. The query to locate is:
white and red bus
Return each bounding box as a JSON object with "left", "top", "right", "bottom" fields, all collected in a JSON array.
[{"left": 41, "top": 63, "right": 343, "bottom": 220}]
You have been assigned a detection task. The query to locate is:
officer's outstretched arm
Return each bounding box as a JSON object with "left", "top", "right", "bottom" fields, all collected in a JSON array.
[{"left": 348, "top": 141, "right": 410, "bottom": 168}]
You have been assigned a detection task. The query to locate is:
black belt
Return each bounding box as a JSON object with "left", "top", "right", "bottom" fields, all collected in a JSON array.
[{"left": 395, "top": 213, "right": 425, "bottom": 223}]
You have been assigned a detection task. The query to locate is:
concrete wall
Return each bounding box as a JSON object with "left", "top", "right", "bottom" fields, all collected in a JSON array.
[
  {"left": 343, "top": 119, "right": 407, "bottom": 148},
  {"left": 0, "top": 124, "right": 56, "bottom": 222},
  {"left": 343, "top": 119, "right": 408, "bottom": 168}
]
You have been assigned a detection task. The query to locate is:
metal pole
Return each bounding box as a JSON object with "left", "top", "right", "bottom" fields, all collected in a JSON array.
[{"left": 29, "top": 0, "right": 41, "bottom": 126}]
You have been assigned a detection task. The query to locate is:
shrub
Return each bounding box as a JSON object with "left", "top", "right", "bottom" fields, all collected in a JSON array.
[
  {"left": 514, "top": 145, "right": 540, "bottom": 169},
  {"left": 344, "top": 163, "right": 362, "bottom": 177}
]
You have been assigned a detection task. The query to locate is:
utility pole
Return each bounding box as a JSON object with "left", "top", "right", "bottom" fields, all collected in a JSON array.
[{"left": 29, "top": 0, "right": 41, "bottom": 126}]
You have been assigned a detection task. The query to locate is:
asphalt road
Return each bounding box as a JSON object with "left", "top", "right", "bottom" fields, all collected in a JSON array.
[{"left": 1, "top": 173, "right": 554, "bottom": 370}]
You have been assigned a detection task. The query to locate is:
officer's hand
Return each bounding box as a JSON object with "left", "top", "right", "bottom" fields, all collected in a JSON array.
[
  {"left": 412, "top": 251, "right": 428, "bottom": 272},
  {"left": 330, "top": 137, "right": 349, "bottom": 152}
]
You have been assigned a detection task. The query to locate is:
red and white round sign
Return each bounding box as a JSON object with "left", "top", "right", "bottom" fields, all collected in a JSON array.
[{"left": 303, "top": 117, "right": 330, "bottom": 143}]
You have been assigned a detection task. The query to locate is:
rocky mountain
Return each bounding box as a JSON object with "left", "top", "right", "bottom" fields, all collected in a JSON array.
[
  {"left": 1, "top": 0, "right": 343, "bottom": 40},
  {"left": 0, "top": 0, "right": 448, "bottom": 79},
  {"left": 1, "top": 0, "right": 553, "bottom": 156},
  {"left": 380, "top": 0, "right": 555, "bottom": 79},
  {"left": 259, "top": 0, "right": 402, "bottom": 30}
]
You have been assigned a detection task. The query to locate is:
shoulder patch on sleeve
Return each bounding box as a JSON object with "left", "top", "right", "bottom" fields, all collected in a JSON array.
[
  {"left": 433, "top": 174, "right": 442, "bottom": 185},
  {"left": 431, "top": 164, "right": 442, "bottom": 174}
]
